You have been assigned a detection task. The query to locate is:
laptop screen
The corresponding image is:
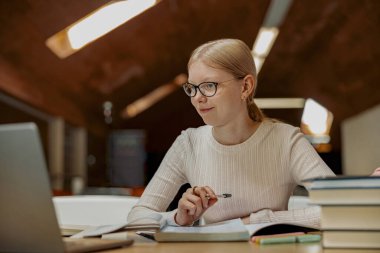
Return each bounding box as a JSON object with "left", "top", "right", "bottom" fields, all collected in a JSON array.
[{"left": 0, "top": 122, "right": 65, "bottom": 252}]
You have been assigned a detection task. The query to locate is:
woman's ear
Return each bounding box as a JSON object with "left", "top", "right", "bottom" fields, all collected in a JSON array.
[{"left": 241, "top": 75, "right": 255, "bottom": 98}]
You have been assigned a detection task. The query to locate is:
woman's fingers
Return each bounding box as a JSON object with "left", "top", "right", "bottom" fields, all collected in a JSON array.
[
  {"left": 193, "top": 186, "right": 218, "bottom": 209},
  {"left": 372, "top": 167, "right": 380, "bottom": 176},
  {"left": 186, "top": 192, "right": 204, "bottom": 217},
  {"left": 197, "top": 189, "right": 209, "bottom": 209},
  {"left": 176, "top": 185, "right": 218, "bottom": 225},
  {"left": 204, "top": 186, "right": 217, "bottom": 199},
  {"left": 179, "top": 188, "right": 204, "bottom": 216},
  {"left": 178, "top": 197, "right": 197, "bottom": 216}
]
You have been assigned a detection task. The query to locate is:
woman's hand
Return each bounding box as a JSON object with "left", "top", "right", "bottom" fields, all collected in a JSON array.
[
  {"left": 371, "top": 167, "right": 380, "bottom": 176},
  {"left": 175, "top": 186, "right": 218, "bottom": 226}
]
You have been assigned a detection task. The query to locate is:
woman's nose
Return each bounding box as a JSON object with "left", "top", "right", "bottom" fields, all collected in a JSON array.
[{"left": 193, "top": 91, "right": 207, "bottom": 103}]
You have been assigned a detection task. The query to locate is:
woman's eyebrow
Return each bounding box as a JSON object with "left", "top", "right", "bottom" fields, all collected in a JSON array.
[{"left": 188, "top": 77, "right": 219, "bottom": 83}]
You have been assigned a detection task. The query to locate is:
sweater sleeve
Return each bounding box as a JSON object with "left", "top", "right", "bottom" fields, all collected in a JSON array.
[
  {"left": 289, "top": 128, "right": 335, "bottom": 183},
  {"left": 250, "top": 127, "right": 335, "bottom": 226},
  {"left": 127, "top": 132, "right": 188, "bottom": 226}
]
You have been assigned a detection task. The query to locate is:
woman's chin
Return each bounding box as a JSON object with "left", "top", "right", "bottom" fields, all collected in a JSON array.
[{"left": 201, "top": 117, "right": 217, "bottom": 126}]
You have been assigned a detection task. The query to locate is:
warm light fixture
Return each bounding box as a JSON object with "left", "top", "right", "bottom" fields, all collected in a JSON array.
[
  {"left": 253, "top": 56, "right": 264, "bottom": 73},
  {"left": 252, "top": 27, "right": 279, "bottom": 57},
  {"left": 251, "top": 0, "right": 293, "bottom": 73},
  {"left": 121, "top": 74, "right": 187, "bottom": 119},
  {"left": 46, "top": 0, "right": 157, "bottom": 58},
  {"left": 255, "top": 98, "right": 305, "bottom": 109},
  {"left": 301, "top": 98, "right": 333, "bottom": 144},
  {"left": 68, "top": 0, "right": 156, "bottom": 50},
  {"left": 251, "top": 27, "right": 279, "bottom": 73},
  {"left": 302, "top": 99, "right": 329, "bottom": 134}
]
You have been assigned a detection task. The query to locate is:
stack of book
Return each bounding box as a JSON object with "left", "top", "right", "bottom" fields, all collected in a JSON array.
[{"left": 303, "top": 176, "right": 380, "bottom": 252}]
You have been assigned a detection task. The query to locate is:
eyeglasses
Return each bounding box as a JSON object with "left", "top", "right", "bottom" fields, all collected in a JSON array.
[{"left": 182, "top": 78, "right": 239, "bottom": 97}]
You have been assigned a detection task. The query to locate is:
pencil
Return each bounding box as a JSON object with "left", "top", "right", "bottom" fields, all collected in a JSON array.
[
  {"left": 259, "top": 236, "right": 297, "bottom": 245},
  {"left": 251, "top": 232, "right": 304, "bottom": 243}
]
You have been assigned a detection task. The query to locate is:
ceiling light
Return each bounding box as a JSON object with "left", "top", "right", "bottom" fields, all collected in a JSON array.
[
  {"left": 68, "top": 0, "right": 156, "bottom": 50},
  {"left": 255, "top": 98, "right": 305, "bottom": 109},
  {"left": 173, "top": 73, "right": 188, "bottom": 86},
  {"left": 121, "top": 84, "right": 176, "bottom": 119},
  {"left": 46, "top": 0, "right": 157, "bottom": 58},
  {"left": 252, "top": 27, "right": 279, "bottom": 57},
  {"left": 301, "top": 99, "right": 329, "bottom": 134},
  {"left": 253, "top": 56, "right": 265, "bottom": 73},
  {"left": 121, "top": 74, "right": 186, "bottom": 119},
  {"left": 263, "top": 0, "right": 293, "bottom": 27},
  {"left": 301, "top": 99, "right": 334, "bottom": 144},
  {"left": 250, "top": 0, "right": 293, "bottom": 73}
]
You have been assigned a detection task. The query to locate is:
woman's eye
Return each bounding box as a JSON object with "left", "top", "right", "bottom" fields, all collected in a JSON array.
[{"left": 204, "top": 83, "right": 214, "bottom": 90}]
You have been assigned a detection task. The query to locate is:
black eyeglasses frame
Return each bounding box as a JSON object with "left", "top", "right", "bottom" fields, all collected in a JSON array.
[{"left": 182, "top": 77, "right": 242, "bottom": 97}]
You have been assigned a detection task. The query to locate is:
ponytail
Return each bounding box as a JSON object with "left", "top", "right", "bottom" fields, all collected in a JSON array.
[{"left": 247, "top": 94, "right": 264, "bottom": 122}]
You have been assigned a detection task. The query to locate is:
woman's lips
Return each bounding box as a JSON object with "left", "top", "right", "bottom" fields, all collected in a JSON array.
[{"left": 199, "top": 107, "right": 213, "bottom": 114}]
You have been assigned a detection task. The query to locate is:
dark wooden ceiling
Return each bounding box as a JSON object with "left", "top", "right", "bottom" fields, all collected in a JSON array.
[{"left": 1, "top": 0, "right": 380, "bottom": 153}]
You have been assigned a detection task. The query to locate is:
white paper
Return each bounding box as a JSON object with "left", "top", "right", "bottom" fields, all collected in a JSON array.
[{"left": 161, "top": 218, "right": 247, "bottom": 233}]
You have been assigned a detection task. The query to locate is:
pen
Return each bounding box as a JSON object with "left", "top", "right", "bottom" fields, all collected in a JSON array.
[
  {"left": 136, "top": 231, "right": 156, "bottom": 241},
  {"left": 206, "top": 193, "right": 232, "bottom": 199}
]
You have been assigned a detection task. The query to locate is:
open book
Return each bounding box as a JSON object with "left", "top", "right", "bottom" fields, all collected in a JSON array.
[
  {"left": 154, "top": 218, "right": 250, "bottom": 242},
  {"left": 246, "top": 221, "right": 319, "bottom": 237},
  {"left": 150, "top": 219, "right": 319, "bottom": 242},
  {"left": 71, "top": 214, "right": 319, "bottom": 242}
]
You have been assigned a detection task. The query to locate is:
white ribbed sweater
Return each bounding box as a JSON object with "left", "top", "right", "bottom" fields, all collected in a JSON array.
[{"left": 127, "top": 121, "right": 335, "bottom": 227}]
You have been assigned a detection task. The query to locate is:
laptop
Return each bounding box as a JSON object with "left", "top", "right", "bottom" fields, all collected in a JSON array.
[{"left": 0, "top": 122, "right": 133, "bottom": 253}]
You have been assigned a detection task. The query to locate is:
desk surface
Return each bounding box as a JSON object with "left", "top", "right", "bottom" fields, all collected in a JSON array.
[{"left": 100, "top": 232, "right": 323, "bottom": 253}]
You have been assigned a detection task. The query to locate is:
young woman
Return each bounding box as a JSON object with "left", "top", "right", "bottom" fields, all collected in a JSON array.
[{"left": 127, "top": 38, "right": 335, "bottom": 227}]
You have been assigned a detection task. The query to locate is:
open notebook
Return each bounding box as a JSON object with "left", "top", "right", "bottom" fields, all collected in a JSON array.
[{"left": 0, "top": 123, "right": 133, "bottom": 253}]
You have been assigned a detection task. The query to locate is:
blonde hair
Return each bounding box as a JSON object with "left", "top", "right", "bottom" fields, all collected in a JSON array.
[{"left": 188, "top": 39, "right": 264, "bottom": 122}]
